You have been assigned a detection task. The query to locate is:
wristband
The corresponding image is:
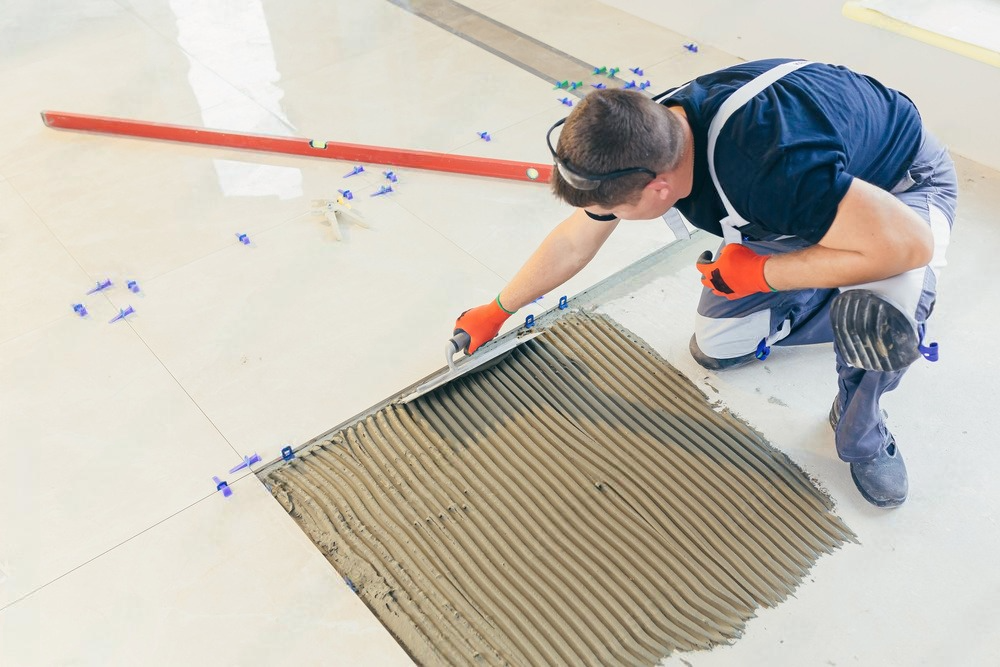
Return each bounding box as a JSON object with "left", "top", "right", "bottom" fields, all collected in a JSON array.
[
  {"left": 763, "top": 258, "right": 778, "bottom": 292},
  {"left": 495, "top": 294, "right": 516, "bottom": 315}
]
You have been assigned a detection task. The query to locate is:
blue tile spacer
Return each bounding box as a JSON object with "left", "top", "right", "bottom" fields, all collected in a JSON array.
[
  {"left": 212, "top": 476, "right": 232, "bottom": 498},
  {"left": 236, "top": 233, "right": 250, "bottom": 245},
  {"left": 86, "top": 279, "right": 113, "bottom": 294},
  {"left": 229, "top": 452, "right": 261, "bottom": 474},
  {"left": 754, "top": 338, "right": 770, "bottom": 361},
  {"left": 108, "top": 305, "right": 135, "bottom": 324},
  {"left": 524, "top": 314, "right": 535, "bottom": 329},
  {"left": 281, "top": 445, "right": 295, "bottom": 461},
  {"left": 344, "top": 575, "right": 358, "bottom": 593},
  {"left": 559, "top": 295, "right": 568, "bottom": 310},
  {"left": 73, "top": 303, "right": 88, "bottom": 317},
  {"left": 918, "top": 323, "right": 939, "bottom": 362}
]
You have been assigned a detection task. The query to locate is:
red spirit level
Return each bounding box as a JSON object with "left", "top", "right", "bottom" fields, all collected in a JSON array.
[{"left": 41, "top": 110, "right": 552, "bottom": 184}]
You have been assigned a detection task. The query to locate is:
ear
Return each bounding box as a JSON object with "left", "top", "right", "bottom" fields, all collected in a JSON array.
[{"left": 645, "top": 175, "right": 673, "bottom": 201}]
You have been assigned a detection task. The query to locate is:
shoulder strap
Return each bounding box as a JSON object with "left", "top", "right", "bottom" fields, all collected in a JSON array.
[
  {"left": 707, "top": 60, "right": 812, "bottom": 244},
  {"left": 652, "top": 81, "right": 692, "bottom": 103}
]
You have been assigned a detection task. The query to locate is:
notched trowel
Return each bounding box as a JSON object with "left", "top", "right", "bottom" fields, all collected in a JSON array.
[{"left": 400, "top": 329, "right": 542, "bottom": 404}]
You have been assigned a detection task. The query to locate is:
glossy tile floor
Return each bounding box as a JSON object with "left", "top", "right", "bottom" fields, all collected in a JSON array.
[{"left": 1, "top": 1, "right": 997, "bottom": 665}]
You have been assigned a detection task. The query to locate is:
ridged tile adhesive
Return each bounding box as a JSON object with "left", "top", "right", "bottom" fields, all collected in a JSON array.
[{"left": 263, "top": 313, "right": 856, "bottom": 666}]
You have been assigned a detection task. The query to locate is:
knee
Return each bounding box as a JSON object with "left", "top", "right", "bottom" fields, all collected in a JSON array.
[{"left": 690, "top": 310, "right": 772, "bottom": 370}]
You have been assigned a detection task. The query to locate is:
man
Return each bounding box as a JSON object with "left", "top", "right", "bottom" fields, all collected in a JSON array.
[{"left": 452, "top": 58, "right": 957, "bottom": 508}]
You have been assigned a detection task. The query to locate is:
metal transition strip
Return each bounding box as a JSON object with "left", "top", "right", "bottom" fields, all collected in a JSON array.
[
  {"left": 263, "top": 312, "right": 855, "bottom": 666},
  {"left": 387, "top": 0, "right": 634, "bottom": 96}
]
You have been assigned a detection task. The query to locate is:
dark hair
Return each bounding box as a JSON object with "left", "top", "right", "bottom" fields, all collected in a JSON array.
[{"left": 550, "top": 89, "right": 686, "bottom": 208}]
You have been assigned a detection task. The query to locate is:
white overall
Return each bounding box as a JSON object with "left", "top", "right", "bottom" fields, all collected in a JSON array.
[
  {"left": 680, "top": 60, "right": 958, "bottom": 463},
  {"left": 706, "top": 60, "right": 812, "bottom": 246},
  {"left": 694, "top": 60, "right": 953, "bottom": 362}
]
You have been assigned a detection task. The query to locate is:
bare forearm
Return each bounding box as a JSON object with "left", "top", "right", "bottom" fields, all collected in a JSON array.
[
  {"left": 499, "top": 211, "right": 618, "bottom": 311},
  {"left": 764, "top": 179, "right": 933, "bottom": 290},
  {"left": 763, "top": 242, "right": 926, "bottom": 290},
  {"left": 498, "top": 236, "right": 591, "bottom": 311}
]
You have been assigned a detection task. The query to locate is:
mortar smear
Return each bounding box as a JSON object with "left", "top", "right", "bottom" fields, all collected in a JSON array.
[{"left": 265, "top": 313, "right": 855, "bottom": 666}]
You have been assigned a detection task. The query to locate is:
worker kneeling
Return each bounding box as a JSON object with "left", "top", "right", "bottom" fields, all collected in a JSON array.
[{"left": 454, "top": 59, "right": 957, "bottom": 509}]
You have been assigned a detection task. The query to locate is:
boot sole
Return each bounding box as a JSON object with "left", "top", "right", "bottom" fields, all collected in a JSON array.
[{"left": 830, "top": 289, "right": 919, "bottom": 372}]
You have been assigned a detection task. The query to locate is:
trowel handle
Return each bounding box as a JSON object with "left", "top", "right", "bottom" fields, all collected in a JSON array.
[
  {"left": 449, "top": 331, "right": 472, "bottom": 353},
  {"left": 447, "top": 331, "right": 472, "bottom": 371}
]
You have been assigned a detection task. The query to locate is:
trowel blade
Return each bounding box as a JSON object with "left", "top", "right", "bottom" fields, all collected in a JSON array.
[{"left": 400, "top": 331, "right": 542, "bottom": 404}]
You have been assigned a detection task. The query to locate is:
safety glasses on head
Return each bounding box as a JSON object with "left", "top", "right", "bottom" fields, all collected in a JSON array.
[{"left": 546, "top": 117, "right": 657, "bottom": 191}]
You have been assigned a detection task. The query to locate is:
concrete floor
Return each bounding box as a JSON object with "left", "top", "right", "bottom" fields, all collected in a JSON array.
[{"left": 1, "top": 1, "right": 997, "bottom": 665}]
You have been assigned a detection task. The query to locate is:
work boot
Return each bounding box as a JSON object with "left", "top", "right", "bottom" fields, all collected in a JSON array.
[
  {"left": 830, "top": 289, "right": 919, "bottom": 372},
  {"left": 688, "top": 334, "right": 759, "bottom": 371},
  {"left": 850, "top": 432, "right": 908, "bottom": 508}
]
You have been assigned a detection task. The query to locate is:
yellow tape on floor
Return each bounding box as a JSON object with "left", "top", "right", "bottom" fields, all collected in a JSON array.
[{"left": 843, "top": 1, "right": 1000, "bottom": 69}]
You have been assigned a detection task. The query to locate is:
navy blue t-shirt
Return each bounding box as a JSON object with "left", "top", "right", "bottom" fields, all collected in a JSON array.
[{"left": 661, "top": 59, "right": 922, "bottom": 243}]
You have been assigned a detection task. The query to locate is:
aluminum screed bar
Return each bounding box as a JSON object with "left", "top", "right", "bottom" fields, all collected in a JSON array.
[{"left": 40, "top": 110, "right": 553, "bottom": 184}]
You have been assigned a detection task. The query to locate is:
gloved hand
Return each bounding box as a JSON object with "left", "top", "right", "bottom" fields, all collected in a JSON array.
[
  {"left": 454, "top": 296, "right": 514, "bottom": 354},
  {"left": 696, "top": 244, "right": 775, "bottom": 300}
]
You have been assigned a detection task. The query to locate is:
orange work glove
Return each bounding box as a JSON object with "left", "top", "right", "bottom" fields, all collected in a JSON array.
[
  {"left": 696, "top": 244, "right": 775, "bottom": 300},
  {"left": 453, "top": 296, "right": 514, "bottom": 354}
]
